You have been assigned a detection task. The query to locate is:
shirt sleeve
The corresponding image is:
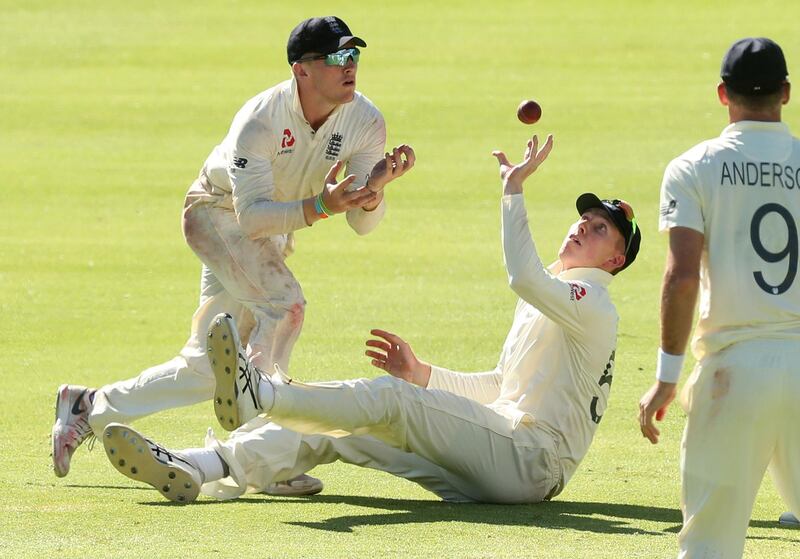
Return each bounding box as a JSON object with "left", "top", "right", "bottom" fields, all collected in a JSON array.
[
  {"left": 501, "top": 194, "right": 607, "bottom": 338},
  {"left": 344, "top": 111, "right": 387, "bottom": 235},
  {"left": 425, "top": 365, "right": 503, "bottom": 404},
  {"left": 659, "top": 155, "right": 704, "bottom": 234},
  {"left": 228, "top": 117, "right": 307, "bottom": 239}
]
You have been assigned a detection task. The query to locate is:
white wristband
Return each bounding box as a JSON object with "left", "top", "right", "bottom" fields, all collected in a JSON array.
[{"left": 656, "top": 348, "right": 684, "bottom": 383}]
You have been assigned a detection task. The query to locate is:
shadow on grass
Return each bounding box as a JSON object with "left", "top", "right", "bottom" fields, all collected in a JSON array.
[
  {"left": 283, "top": 497, "right": 679, "bottom": 535},
  {"left": 106, "top": 489, "right": 800, "bottom": 543},
  {"left": 65, "top": 484, "right": 152, "bottom": 491}
]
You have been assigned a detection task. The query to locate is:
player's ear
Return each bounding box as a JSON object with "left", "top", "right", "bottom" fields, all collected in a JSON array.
[
  {"left": 717, "top": 82, "right": 730, "bottom": 106},
  {"left": 292, "top": 62, "right": 309, "bottom": 79},
  {"left": 782, "top": 82, "right": 791, "bottom": 105},
  {"left": 607, "top": 253, "right": 626, "bottom": 272}
]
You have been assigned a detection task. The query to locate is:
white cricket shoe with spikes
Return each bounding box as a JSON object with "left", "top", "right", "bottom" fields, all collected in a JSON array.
[
  {"left": 103, "top": 423, "right": 202, "bottom": 503},
  {"left": 52, "top": 384, "right": 95, "bottom": 477},
  {"left": 207, "top": 313, "right": 266, "bottom": 431}
]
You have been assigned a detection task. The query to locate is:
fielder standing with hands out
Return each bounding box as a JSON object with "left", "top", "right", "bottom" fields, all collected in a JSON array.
[{"left": 638, "top": 37, "right": 800, "bottom": 558}]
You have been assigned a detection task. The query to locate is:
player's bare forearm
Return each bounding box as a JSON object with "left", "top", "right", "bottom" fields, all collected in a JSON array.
[
  {"left": 660, "top": 271, "right": 699, "bottom": 354},
  {"left": 660, "top": 227, "right": 704, "bottom": 354}
]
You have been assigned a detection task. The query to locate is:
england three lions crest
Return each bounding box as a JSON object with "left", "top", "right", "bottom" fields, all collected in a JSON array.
[{"left": 325, "top": 133, "right": 343, "bottom": 160}]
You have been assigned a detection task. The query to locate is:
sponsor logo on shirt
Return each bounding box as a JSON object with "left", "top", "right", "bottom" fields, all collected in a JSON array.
[
  {"left": 569, "top": 283, "right": 587, "bottom": 301},
  {"left": 232, "top": 157, "right": 248, "bottom": 169},
  {"left": 281, "top": 129, "right": 296, "bottom": 149},
  {"left": 325, "top": 133, "right": 343, "bottom": 160},
  {"left": 660, "top": 199, "right": 677, "bottom": 217}
]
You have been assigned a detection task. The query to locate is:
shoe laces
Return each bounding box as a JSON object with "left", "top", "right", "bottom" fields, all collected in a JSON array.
[
  {"left": 237, "top": 350, "right": 263, "bottom": 410},
  {"left": 146, "top": 437, "right": 192, "bottom": 469},
  {"left": 77, "top": 417, "right": 96, "bottom": 450}
]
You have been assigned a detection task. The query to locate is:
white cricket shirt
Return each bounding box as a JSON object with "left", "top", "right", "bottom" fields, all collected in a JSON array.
[
  {"left": 191, "top": 78, "right": 387, "bottom": 239},
  {"left": 660, "top": 121, "right": 800, "bottom": 360},
  {"left": 427, "top": 194, "right": 619, "bottom": 485}
]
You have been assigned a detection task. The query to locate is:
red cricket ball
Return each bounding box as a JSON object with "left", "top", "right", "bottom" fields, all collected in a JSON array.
[{"left": 517, "top": 100, "right": 542, "bottom": 125}]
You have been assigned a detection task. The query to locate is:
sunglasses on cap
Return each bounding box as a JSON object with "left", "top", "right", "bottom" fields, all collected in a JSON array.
[
  {"left": 609, "top": 199, "right": 638, "bottom": 254},
  {"left": 295, "top": 48, "right": 360, "bottom": 66}
]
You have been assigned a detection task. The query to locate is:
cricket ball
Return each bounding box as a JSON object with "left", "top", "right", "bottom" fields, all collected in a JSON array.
[{"left": 517, "top": 100, "right": 542, "bottom": 125}]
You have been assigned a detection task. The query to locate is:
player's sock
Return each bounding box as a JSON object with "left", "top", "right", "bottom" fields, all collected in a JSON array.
[{"left": 180, "top": 448, "right": 227, "bottom": 483}]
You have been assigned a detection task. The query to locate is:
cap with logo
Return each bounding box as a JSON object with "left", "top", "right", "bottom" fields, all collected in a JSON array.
[
  {"left": 575, "top": 193, "right": 641, "bottom": 272},
  {"left": 721, "top": 37, "right": 788, "bottom": 96},
  {"left": 287, "top": 16, "right": 366, "bottom": 64}
]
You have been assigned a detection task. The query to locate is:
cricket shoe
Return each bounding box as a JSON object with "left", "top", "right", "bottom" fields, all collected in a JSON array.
[
  {"left": 265, "top": 474, "right": 324, "bottom": 497},
  {"left": 207, "top": 313, "right": 266, "bottom": 431},
  {"left": 51, "top": 384, "right": 96, "bottom": 477},
  {"left": 103, "top": 423, "right": 201, "bottom": 503},
  {"left": 779, "top": 512, "right": 800, "bottom": 527}
]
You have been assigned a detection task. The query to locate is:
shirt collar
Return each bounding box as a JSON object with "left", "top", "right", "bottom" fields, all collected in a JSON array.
[
  {"left": 721, "top": 120, "right": 790, "bottom": 137},
  {"left": 557, "top": 266, "right": 614, "bottom": 287},
  {"left": 290, "top": 78, "right": 305, "bottom": 120}
]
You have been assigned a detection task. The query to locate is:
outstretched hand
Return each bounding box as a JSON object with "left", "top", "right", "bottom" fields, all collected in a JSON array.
[
  {"left": 321, "top": 160, "right": 378, "bottom": 214},
  {"left": 367, "top": 144, "right": 416, "bottom": 192},
  {"left": 365, "top": 329, "right": 431, "bottom": 387},
  {"left": 492, "top": 134, "right": 554, "bottom": 195}
]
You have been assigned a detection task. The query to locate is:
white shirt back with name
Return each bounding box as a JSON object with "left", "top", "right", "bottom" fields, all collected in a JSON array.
[{"left": 660, "top": 121, "right": 800, "bottom": 359}]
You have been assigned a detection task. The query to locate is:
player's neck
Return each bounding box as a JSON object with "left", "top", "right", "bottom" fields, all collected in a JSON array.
[
  {"left": 297, "top": 85, "right": 338, "bottom": 131},
  {"left": 728, "top": 106, "right": 782, "bottom": 123}
]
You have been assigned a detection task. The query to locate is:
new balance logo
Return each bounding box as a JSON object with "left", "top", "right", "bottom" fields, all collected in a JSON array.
[
  {"left": 232, "top": 157, "right": 248, "bottom": 169},
  {"left": 660, "top": 199, "right": 677, "bottom": 216},
  {"left": 325, "top": 133, "right": 343, "bottom": 160}
]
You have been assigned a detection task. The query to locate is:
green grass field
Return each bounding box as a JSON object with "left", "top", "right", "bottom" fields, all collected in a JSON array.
[{"left": 3, "top": 0, "right": 800, "bottom": 557}]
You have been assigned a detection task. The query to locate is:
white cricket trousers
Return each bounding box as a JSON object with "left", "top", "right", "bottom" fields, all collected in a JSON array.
[
  {"left": 679, "top": 338, "right": 800, "bottom": 558},
  {"left": 88, "top": 175, "right": 305, "bottom": 434},
  {"left": 202, "top": 376, "right": 563, "bottom": 504}
]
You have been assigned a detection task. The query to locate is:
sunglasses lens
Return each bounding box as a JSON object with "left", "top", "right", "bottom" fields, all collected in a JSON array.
[{"left": 325, "top": 48, "right": 360, "bottom": 66}]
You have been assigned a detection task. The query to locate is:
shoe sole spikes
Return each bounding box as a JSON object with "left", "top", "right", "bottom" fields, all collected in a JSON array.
[
  {"left": 207, "top": 313, "right": 243, "bottom": 431},
  {"left": 103, "top": 423, "right": 200, "bottom": 503}
]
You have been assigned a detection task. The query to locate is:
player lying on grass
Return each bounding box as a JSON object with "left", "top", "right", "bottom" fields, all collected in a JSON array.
[{"left": 100, "top": 134, "right": 642, "bottom": 504}]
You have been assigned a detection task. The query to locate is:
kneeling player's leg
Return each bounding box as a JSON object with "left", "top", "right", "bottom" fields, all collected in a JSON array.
[
  {"left": 679, "top": 342, "right": 781, "bottom": 558},
  {"left": 54, "top": 267, "right": 246, "bottom": 477},
  {"left": 184, "top": 202, "right": 306, "bottom": 375},
  {"left": 88, "top": 268, "right": 248, "bottom": 434}
]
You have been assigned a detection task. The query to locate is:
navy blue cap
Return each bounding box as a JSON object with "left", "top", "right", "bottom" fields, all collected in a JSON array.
[
  {"left": 721, "top": 37, "right": 788, "bottom": 95},
  {"left": 287, "top": 16, "right": 366, "bottom": 64}
]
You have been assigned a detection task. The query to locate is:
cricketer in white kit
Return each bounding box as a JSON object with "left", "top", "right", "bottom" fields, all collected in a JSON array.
[
  {"left": 51, "top": 16, "right": 415, "bottom": 497},
  {"left": 638, "top": 38, "right": 800, "bottom": 558},
  {"left": 99, "top": 134, "right": 643, "bottom": 505}
]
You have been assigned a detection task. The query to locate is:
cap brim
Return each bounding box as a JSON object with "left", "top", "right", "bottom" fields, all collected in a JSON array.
[
  {"left": 575, "top": 192, "right": 604, "bottom": 215},
  {"left": 336, "top": 35, "right": 367, "bottom": 50}
]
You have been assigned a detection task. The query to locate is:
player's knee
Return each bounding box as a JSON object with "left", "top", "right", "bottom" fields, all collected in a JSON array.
[{"left": 286, "top": 301, "right": 305, "bottom": 331}]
